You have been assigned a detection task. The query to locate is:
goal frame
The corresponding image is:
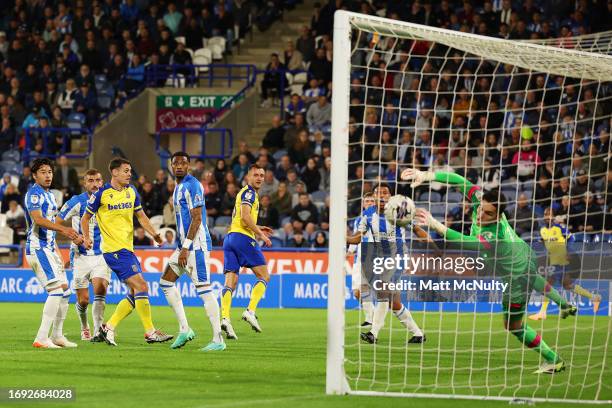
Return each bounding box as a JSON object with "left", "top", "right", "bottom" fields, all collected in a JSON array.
[{"left": 326, "top": 9, "right": 612, "bottom": 404}]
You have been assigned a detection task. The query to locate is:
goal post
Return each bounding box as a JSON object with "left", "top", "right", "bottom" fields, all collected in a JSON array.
[{"left": 327, "top": 9, "right": 612, "bottom": 403}]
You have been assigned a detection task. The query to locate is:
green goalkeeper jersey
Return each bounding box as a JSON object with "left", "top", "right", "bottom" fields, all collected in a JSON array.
[{"left": 433, "top": 172, "right": 537, "bottom": 303}]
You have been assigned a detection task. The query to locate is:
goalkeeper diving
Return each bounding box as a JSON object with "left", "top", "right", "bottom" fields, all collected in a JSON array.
[{"left": 401, "top": 168, "right": 577, "bottom": 374}]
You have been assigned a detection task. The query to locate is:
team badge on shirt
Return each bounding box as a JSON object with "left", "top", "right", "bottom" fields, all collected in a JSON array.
[{"left": 31, "top": 195, "right": 39, "bottom": 204}]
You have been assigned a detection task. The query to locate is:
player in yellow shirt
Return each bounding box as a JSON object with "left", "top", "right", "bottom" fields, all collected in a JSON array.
[
  {"left": 81, "top": 158, "right": 172, "bottom": 345},
  {"left": 529, "top": 207, "right": 601, "bottom": 320},
  {"left": 220, "top": 165, "right": 273, "bottom": 339}
]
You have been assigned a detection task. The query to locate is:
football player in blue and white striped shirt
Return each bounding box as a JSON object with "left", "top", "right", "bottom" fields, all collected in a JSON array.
[
  {"left": 25, "top": 158, "right": 82, "bottom": 349},
  {"left": 348, "top": 192, "right": 376, "bottom": 328},
  {"left": 346, "top": 184, "right": 427, "bottom": 345},
  {"left": 159, "top": 152, "right": 225, "bottom": 351},
  {"left": 55, "top": 169, "right": 111, "bottom": 341}
]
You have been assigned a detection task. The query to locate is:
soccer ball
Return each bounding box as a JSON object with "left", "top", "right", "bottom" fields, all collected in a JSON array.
[{"left": 384, "top": 195, "right": 416, "bottom": 227}]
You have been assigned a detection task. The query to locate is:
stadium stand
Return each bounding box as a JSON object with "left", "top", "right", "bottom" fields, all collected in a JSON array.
[{"left": 0, "top": 0, "right": 610, "bottom": 249}]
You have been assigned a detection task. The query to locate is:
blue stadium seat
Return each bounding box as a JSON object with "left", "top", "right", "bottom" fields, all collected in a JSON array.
[
  {"left": 272, "top": 150, "right": 288, "bottom": 162},
  {"left": 215, "top": 216, "right": 232, "bottom": 226},
  {"left": 446, "top": 191, "right": 463, "bottom": 203},
  {"left": 270, "top": 237, "right": 284, "bottom": 248},
  {"left": 430, "top": 203, "right": 447, "bottom": 218},
  {"left": 95, "top": 74, "right": 108, "bottom": 91},
  {"left": 311, "top": 190, "right": 328, "bottom": 203},
  {"left": 1, "top": 150, "right": 19, "bottom": 162},
  {"left": 419, "top": 191, "right": 442, "bottom": 202},
  {"left": 97, "top": 95, "right": 113, "bottom": 110},
  {"left": 572, "top": 232, "right": 586, "bottom": 242}
]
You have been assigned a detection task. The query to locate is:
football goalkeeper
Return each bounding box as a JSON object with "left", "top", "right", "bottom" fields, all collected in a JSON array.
[{"left": 401, "top": 169, "right": 576, "bottom": 374}]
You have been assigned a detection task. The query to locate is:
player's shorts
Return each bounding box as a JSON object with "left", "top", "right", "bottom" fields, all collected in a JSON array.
[
  {"left": 103, "top": 249, "right": 143, "bottom": 282},
  {"left": 350, "top": 256, "right": 361, "bottom": 291},
  {"left": 168, "top": 247, "right": 210, "bottom": 285},
  {"left": 223, "top": 232, "right": 267, "bottom": 273},
  {"left": 72, "top": 253, "right": 111, "bottom": 289},
  {"left": 26, "top": 248, "right": 67, "bottom": 287}
]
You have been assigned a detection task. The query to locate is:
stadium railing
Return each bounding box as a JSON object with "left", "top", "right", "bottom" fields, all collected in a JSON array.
[
  {"left": 22, "top": 127, "right": 93, "bottom": 164},
  {"left": 155, "top": 127, "right": 234, "bottom": 161}
]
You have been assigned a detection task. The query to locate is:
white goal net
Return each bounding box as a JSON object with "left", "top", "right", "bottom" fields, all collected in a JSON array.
[{"left": 327, "top": 11, "right": 612, "bottom": 404}]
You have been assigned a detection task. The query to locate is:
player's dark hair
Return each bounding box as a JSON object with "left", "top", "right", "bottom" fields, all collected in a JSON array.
[
  {"left": 84, "top": 168, "right": 101, "bottom": 178},
  {"left": 482, "top": 189, "right": 507, "bottom": 217},
  {"left": 171, "top": 151, "right": 190, "bottom": 161},
  {"left": 31, "top": 158, "right": 54, "bottom": 174},
  {"left": 374, "top": 183, "right": 391, "bottom": 193},
  {"left": 109, "top": 158, "right": 131, "bottom": 173},
  {"left": 249, "top": 164, "right": 264, "bottom": 172}
]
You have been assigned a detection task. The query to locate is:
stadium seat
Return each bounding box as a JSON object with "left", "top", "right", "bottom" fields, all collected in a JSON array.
[
  {"left": 165, "top": 73, "right": 186, "bottom": 88},
  {"left": 445, "top": 191, "right": 463, "bottom": 203},
  {"left": 208, "top": 44, "right": 224, "bottom": 60},
  {"left": 94, "top": 74, "right": 108, "bottom": 91},
  {"left": 97, "top": 94, "right": 112, "bottom": 110},
  {"left": 208, "top": 36, "right": 226, "bottom": 52},
  {"left": 1, "top": 150, "right": 19, "bottom": 162},
  {"left": 0, "top": 214, "right": 7, "bottom": 228},
  {"left": 215, "top": 216, "right": 232, "bottom": 226},
  {"left": 149, "top": 215, "right": 164, "bottom": 231},
  {"left": 175, "top": 36, "right": 186, "bottom": 45},
  {"left": 430, "top": 203, "right": 447, "bottom": 217},
  {"left": 419, "top": 191, "right": 442, "bottom": 202},
  {"left": 311, "top": 190, "right": 328, "bottom": 203},
  {"left": 270, "top": 237, "right": 284, "bottom": 248},
  {"left": 572, "top": 232, "right": 586, "bottom": 242},
  {"left": 0, "top": 226, "right": 14, "bottom": 253}
]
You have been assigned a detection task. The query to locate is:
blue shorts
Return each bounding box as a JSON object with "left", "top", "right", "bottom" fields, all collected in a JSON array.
[
  {"left": 103, "top": 249, "right": 143, "bottom": 282},
  {"left": 223, "top": 232, "right": 267, "bottom": 273}
]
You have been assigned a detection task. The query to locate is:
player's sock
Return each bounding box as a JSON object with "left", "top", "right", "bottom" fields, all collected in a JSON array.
[
  {"left": 532, "top": 275, "right": 568, "bottom": 308},
  {"left": 160, "top": 279, "right": 189, "bottom": 332},
  {"left": 51, "top": 289, "right": 71, "bottom": 338},
  {"left": 221, "top": 286, "right": 233, "bottom": 320},
  {"left": 511, "top": 324, "right": 560, "bottom": 363},
  {"left": 76, "top": 302, "right": 89, "bottom": 330},
  {"left": 370, "top": 300, "right": 390, "bottom": 338},
  {"left": 92, "top": 295, "right": 106, "bottom": 334},
  {"left": 36, "top": 287, "right": 63, "bottom": 341},
  {"left": 198, "top": 287, "right": 223, "bottom": 343},
  {"left": 107, "top": 294, "right": 135, "bottom": 330},
  {"left": 134, "top": 292, "right": 155, "bottom": 334},
  {"left": 540, "top": 298, "right": 549, "bottom": 314},
  {"left": 247, "top": 279, "right": 267, "bottom": 313},
  {"left": 393, "top": 305, "right": 423, "bottom": 336},
  {"left": 361, "top": 290, "right": 374, "bottom": 323},
  {"left": 572, "top": 284, "right": 594, "bottom": 300}
]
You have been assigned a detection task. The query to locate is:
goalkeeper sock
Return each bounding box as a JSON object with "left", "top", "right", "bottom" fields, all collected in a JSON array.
[
  {"left": 511, "top": 324, "right": 560, "bottom": 364},
  {"left": 76, "top": 302, "right": 89, "bottom": 330},
  {"left": 247, "top": 279, "right": 267, "bottom": 313},
  {"left": 572, "top": 284, "right": 594, "bottom": 300},
  {"left": 539, "top": 298, "right": 549, "bottom": 315},
  {"left": 199, "top": 287, "right": 223, "bottom": 343},
  {"left": 107, "top": 294, "right": 135, "bottom": 330},
  {"left": 371, "top": 301, "right": 390, "bottom": 338},
  {"left": 532, "top": 275, "right": 568, "bottom": 308},
  {"left": 36, "top": 287, "right": 63, "bottom": 341},
  {"left": 134, "top": 292, "right": 155, "bottom": 334},
  {"left": 393, "top": 305, "right": 423, "bottom": 336},
  {"left": 51, "top": 289, "right": 71, "bottom": 338},
  {"left": 361, "top": 290, "right": 374, "bottom": 323},
  {"left": 92, "top": 294, "right": 106, "bottom": 335},
  {"left": 221, "top": 287, "right": 233, "bottom": 320},
  {"left": 160, "top": 279, "right": 189, "bottom": 332}
]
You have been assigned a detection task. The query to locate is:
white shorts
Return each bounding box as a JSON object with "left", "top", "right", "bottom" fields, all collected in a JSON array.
[
  {"left": 168, "top": 248, "right": 211, "bottom": 285},
  {"left": 26, "top": 248, "right": 67, "bottom": 288},
  {"left": 72, "top": 254, "right": 112, "bottom": 289},
  {"left": 350, "top": 259, "right": 361, "bottom": 291}
]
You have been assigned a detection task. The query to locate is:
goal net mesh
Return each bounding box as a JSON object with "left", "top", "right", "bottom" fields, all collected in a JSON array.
[{"left": 338, "top": 13, "right": 612, "bottom": 403}]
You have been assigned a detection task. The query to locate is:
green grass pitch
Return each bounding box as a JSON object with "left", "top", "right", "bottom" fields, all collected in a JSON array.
[{"left": 0, "top": 302, "right": 609, "bottom": 408}]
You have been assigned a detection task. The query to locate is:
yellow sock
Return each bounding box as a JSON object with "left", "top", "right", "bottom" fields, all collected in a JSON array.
[
  {"left": 221, "top": 287, "right": 233, "bottom": 319},
  {"left": 107, "top": 296, "right": 135, "bottom": 329},
  {"left": 247, "top": 280, "right": 267, "bottom": 312},
  {"left": 134, "top": 292, "right": 154, "bottom": 332},
  {"left": 540, "top": 298, "right": 549, "bottom": 314},
  {"left": 573, "top": 284, "right": 593, "bottom": 300}
]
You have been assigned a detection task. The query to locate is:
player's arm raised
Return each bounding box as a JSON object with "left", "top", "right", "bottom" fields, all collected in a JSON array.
[
  {"left": 240, "top": 203, "right": 272, "bottom": 247},
  {"left": 135, "top": 209, "right": 163, "bottom": 245},
  {"left": 178, "top": 207, "right": 202, "bottom": 267},
  {"left": 415, "top": 208, "right": 488, "bottom": 251},
  {"left": 401, "top": 168, "right": 480, "bottom": 204}
]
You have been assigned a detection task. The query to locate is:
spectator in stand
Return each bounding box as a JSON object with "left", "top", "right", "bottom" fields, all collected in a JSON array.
[
  {"left": 580, "top": 192, "right": 604, "bottom": 232},
  {"left": 260, "top": 53, "right": 286, "bottom": 107},
  {"left": 303, "top": 78, "right": 326, "bottom": 106},
  {"left": 285, "top": 94, "right": 306, "bottom": 124},
  {"left": 289, "top": 130, "right": 314, "bottom": 168},
  {"left": 312, "top": 231, "right": 327, "bottom": 248},
  {"left": 213, "top": 159, "right": 228, "bottom": 184},
  {"left": 285, "top": 168, "right": 301, "bottom": 195},
  {"left": 214, "top": 6, "right": 235, "bottom": 55},
  {"left": 262, "top": 115, "right": 285, "bottom": 153},
  {"left": 271, "top": 181, "right": 292, "bottom": 218},
  {"left": 163, "top": 3, "right": 183, "bottom": 35},
  {"left": 232, "top": 154, "right": 250, "bottom": 181},
  {"left": 162, "top": 198, "right": 176, "bottom": 229},
  {"left": 296, "top": 26, "right": 315, "bottom": 63},
  {"left": 17, "top": 166, "right": 33, "bottom": 195},
  {"left": 309, "top": 47, "right": 332, "bottom": 85},
  {"left": 56, "top": 78, "right": 80, "bottom": 115},
  {"left": 231, "top": 141, "right": 255, "bottom": 166},
  {"left": 161, "top": 230, "right": 176, "bottom": 248},
  {"left": 285, "top": 113, "right": 307, "bottom": 147},
  {"left": 284, "top": 41, "right": 303, "bottom": 71},
  {"left": 0, "top": 117, "right": 15, "bottom": 151},
  {"left": 260, "top": 169, "right": 279, "bottom": 197},
  {"left": 5, "top": 199, "right": 26, "bottom": 234},
  {"left": 511, "top": 193, "right": 535, "bottom": 235},
  {"left": 512, "top": 136, "right": 541, "bottom": 181},
  {"left": 140, "top": 180, "right": 163, "bottom": 218},
  {"left": 301, "top": 157, "right": 321, "bottom": 193},
  {"left": 134, "top": 226, "right": 153, "bottom": 246},
  {"left": 192, "top": 159, "right": 206, "bottom": 180},
  {"left": 306, "top": 95, "right": 331, "bottom": 134},
  {"left": 51, "top": 155, "right": 80, "bottom": 200},
  {"left": 258, "top": 194, "right": 280, "bottom": 229},
  {"left": 287, "top": 231, "right": 308, "bottom": 248},
  {"left": 291, "top": 192, "right": 319, "bottom": 232},
  {"left": 221, "top": 183, "right": 239, "bottom": 217},
  {"left": 205, "top": 181, "right": 223, "bottom": 220},
  {"left": 74, "top": 82, "right": 98, "bottom": 125},
  {"left": 1, "top": 183, "right": 21, "bottom": 213}
]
